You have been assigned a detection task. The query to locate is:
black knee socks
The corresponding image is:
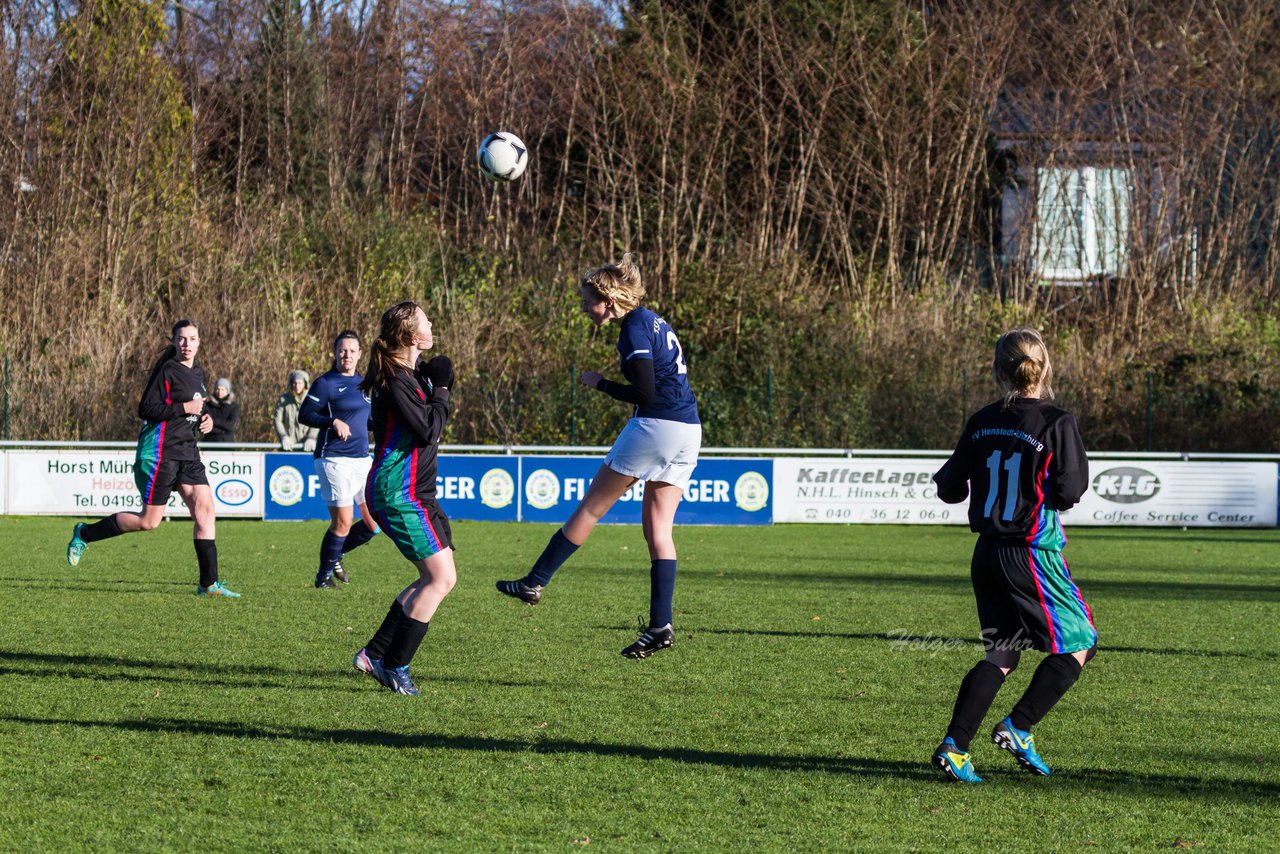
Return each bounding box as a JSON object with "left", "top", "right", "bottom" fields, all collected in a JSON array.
[
  {"left": 382, "top": 614, "right": 429, "bottom": 669},
  {"left": 342, "top": 523, "right": 378, "bottom": 554},
  {"left": 1010, "top": 653, "right": 1084, "bottom": 732},
  {"left": 194, "top": 539, "right": 218, "bottom": 588},
  {"left": 80, "top": 514, "right": 123, "bottom": 543},
  {"left": 945, "top": 660, "right": 1006, "bottom": 751},
  {"left": 365, "top": 600, "right": 404, "bottom": 660}
]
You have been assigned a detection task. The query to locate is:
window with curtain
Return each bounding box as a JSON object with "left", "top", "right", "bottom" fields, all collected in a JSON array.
[{"left": 1035, "top": 166, "right": 1131, "bottom": 281}]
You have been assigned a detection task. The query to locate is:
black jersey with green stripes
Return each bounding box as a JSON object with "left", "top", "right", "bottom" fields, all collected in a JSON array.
[
  {"left": 136, "top": 357, "right": 207, "bottom": 462},
  {"left": 933, "top": 397, "right": 1089, "bottom": 547}
]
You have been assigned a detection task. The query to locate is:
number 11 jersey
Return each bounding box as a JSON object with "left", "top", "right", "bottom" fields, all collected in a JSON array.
[{"left": 933, "top": 398, "right": 1089, "bottom": 550}]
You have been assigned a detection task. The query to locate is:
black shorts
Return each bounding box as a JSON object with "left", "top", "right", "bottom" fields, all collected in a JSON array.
[
  {"left": 971, "top": 537, "right": 1098, "bottom": 655},
  {"left": 134, "top": 457, "right": 208, "bottom": 506}
]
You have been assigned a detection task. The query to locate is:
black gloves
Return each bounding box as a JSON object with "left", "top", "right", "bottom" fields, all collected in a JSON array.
[{"left": 422, "top": 355, "right": 454, "bottom": 391}]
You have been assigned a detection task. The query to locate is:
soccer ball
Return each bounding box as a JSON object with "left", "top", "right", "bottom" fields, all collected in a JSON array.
[{"left": 477, "top": 132, "right": 528, "bottom": 182}]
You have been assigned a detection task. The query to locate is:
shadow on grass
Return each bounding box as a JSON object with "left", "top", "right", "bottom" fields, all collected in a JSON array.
[
  {"left": 5, "top": 713, "right": 1277, "bottom": 803},
  {"left": 0, "top": 576, "right": 191, "bottom": 592},
  {"left": 678, "top": 628, "right": 1278, "bottom": 661},
  {"left": 1069, "top": 532, "right": 1280, "bottom": 546},
  {"left": 0, "top": 650, "right": 553, "bottom": 690},
  {"left": 0, "top": 664, "right": 376, "bottom": 694},
  {"left": 682, "top": 569, "right": 1280, "bottom": 602}
]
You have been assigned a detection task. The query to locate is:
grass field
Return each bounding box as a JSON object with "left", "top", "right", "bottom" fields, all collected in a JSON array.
[{"left": 1, "top": 516, "right": 1277, "bottom": 851}]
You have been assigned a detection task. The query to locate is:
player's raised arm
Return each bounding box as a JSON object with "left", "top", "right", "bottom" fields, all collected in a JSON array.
[
  {"left": 387, "top": 368, "right": 450, "bottom": 446},
  {"left": 591, "top": 356, "right": 656, "bottom": 407}
]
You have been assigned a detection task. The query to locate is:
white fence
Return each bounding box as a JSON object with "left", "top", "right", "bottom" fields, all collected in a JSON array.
[{"left": 1, "top": 442, "right": 1276, "bottom": 527}]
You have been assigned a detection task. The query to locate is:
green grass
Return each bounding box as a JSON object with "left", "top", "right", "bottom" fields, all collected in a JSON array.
[{"left": 1, "top": 517, "right": 1277, "bottom": 851}]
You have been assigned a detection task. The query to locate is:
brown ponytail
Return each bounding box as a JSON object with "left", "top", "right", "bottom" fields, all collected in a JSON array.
[{"left": 360, "top": 302, "right": 421, "bottom": 393}]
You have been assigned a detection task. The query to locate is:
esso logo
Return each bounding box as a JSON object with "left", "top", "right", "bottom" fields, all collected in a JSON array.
[
  {"left": 1092, "top": 467, "right": 1161, "bottom": 503},
  {"left": 216, "top": 478, "right": 254, "bottom": 506}
]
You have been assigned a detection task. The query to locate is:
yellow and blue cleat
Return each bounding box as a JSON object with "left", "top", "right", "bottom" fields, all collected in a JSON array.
[
  {"left": 67, "top": 523, "right": 88, "bottom": 567},
  {"left": 932, "top": 737, "right": 983, "bottom": 783},
  {"left": 992, "top": 717, "right": 1051, "bottom": 775}
]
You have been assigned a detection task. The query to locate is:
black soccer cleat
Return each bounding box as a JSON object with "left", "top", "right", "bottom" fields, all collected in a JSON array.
[
  {"left": 315, "top": 568, "right": 339, "bottom": 589},
  {"left": 332, "top": 561, "right": 349, "bottom": 584},
  {"left": 495, "top": 579, "right": 543, "bottom": 605},
  {"left": 622, "top": 624, "right": 674, "bottom": 659}
]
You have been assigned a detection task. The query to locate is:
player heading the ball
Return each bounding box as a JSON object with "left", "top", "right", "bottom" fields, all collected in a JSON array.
[{"left": 497, "top": 253, "right": 701, "bottom": 659}]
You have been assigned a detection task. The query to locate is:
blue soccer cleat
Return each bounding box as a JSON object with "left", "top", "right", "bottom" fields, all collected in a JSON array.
[
  {"left": 197, "top": 581, "right": 241, "bottom": 598},
  {"left": 371, "top": 659, "right": 420, "bottom": 696},
  {"left": 932, "top": 737, "right": 983, "bottom": 783},
  {"left": 992, "top": 716, "right": 1051, "bottom": 775},
  {"left": 67, "top": 523, "right": 88, "bottom": 567}
]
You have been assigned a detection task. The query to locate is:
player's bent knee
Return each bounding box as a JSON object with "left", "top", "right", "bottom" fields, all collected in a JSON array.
[{"left": 984, "top": 650, "right": 1020, "bottom": 673}]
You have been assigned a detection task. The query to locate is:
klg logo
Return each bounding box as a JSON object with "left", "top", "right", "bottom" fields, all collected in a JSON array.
[{"left": 1092, "top": 467, "right": 1161, "bottom": 503}]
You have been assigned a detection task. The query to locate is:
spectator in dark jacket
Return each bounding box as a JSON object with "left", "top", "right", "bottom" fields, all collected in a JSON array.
[{"left": 205, "top": 377, "right": 242, "bottom": 443}]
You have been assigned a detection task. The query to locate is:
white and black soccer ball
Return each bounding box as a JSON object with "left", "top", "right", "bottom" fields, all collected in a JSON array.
[{"left": 477, "top": 131, "right": 528, "bottom": 182}]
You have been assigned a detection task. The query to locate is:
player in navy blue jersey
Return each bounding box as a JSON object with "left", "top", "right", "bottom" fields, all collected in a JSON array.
[
  {"left": 497, "top": 253, "right": 701, "bottom": 658},
  {"left": 929, "top": 327, "right": 1097, "bottom": 783},
  {"left": 299, "top": 330, "right": 381, "bottom": 588},
  {"left": 66, "top": 320, "right": 239, "bottom": 597}
]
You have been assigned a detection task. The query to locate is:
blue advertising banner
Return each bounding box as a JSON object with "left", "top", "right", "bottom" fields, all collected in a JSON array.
[
  {"left": 264, "top": 453, "right": 520, "bottom": 522},
  {"left": 519, "top": 456, "right": 772, "bottom": 525},
  {"left": 436, "top": 455, "right": 520, "bottom": 522}
]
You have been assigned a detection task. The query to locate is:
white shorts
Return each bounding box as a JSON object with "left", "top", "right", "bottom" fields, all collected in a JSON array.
[
  {"left": 603, "top": 417, "right": 702, "bottom": 492},
  {"left": 315, "top": 456, "right": 371, "bottom": 507}
]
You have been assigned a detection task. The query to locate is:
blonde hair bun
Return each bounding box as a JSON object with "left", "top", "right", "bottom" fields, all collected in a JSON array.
[
  {"left": 581, "top": 252, "right": 645, "bottom": 313},
  {"left": 993, "top": 327, "right": 1054, "bottom": 406}
]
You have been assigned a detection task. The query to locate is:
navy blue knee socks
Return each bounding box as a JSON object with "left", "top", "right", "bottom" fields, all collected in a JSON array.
[
  {"left": 320, "top": 530, "right": 345, "bottom": 570},
  {"left": 524, "top": 529, "right": 580, "bottom": 587},
  {"left": 649, "top": 559, "right": 677, "bottom": 628}
]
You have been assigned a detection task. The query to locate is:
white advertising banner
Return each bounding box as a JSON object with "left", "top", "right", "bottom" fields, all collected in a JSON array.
[
  {"left": 0, "top": 451, "right": 7, "bottom": 514},
  {"left": 1061, "top": 461, "right": 1277, "bottom": 528},
  {"left": 773, "top": 458, "right": 959, "bottom": 524},
  {"left": 5, "top": 450, "right": 263, "bottom": 517},
  {"left": 773, "top": 457, "right": 1278, "bottom": 528}
]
